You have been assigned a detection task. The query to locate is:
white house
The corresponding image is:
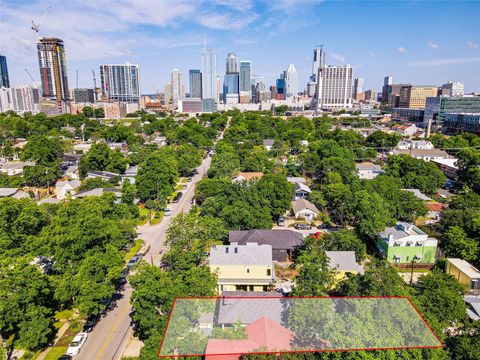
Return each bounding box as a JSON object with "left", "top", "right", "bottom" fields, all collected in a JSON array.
[
  {"left": 391, "top": 148, "right": 452, "bottom": 162},
  {"left": 0, "top": 188, "right": 29, "bottom": 199},
  {"left": 355, "top": 162, "right": 384, "bottom": 180},
  {"left": 65, "top": 165, "right": 79, "bottom": 180},
  {"left": 397, "top": 140, "right": 434, "bottom": 150},
  {"left": 290, "top": 198, "right": 319, "bottom": 221},
  {"left": 294, "top": 182, "right": 311, "bottom": 200},
  {"left": 391, "top": 124, "right": 419, "bottom": 136},
  {"left": 55, "top": 180, "right": 81, "bottom": 199},
  {"left": 263, "top": 139, "right": 275, "bottom": 151},
  {"left": 0, "top": 161, "right": 34, "bottom": 176}
]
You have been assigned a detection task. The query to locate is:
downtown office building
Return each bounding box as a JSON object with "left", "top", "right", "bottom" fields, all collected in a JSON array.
[
  {"left": 37, "top": 37, "right": 70, "bottom": 101},
  {"left": 100, "top": 63, "right": 140, "bottom": 103}
]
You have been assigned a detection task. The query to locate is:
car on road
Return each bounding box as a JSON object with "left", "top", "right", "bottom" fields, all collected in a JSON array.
[
  {"left": 164, "top": 207, "right": 172, "bottom": 216},
  {"left": 66, "top": 332, "right": 88, "bottom": 356},
  {"left": 172, "top": 197, "right": 180, "bottom": 204},
  {"left": 58, "top": 355, "right": 72, "bottom": 360},
  {"left": 295, "top": 223, "right": 311, "bottom": 230},
  {"left": 187, "top": 177, "right": 192, "bottom": 182},
  {"left": 176, "top": 191, "right": 183, "bottom": 198},
  {"left": 277, "top": 217, "right": 286, "bottom": 226},
  {"left": 127, "top": 255, "right": 140, "bottom": 268},
  {"left": 83, "top": 314, "right": 99, "bottom": 332}
]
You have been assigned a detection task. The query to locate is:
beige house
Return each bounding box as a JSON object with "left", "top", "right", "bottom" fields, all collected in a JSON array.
[
  {"left": 446, "top": 258, "right": 480, "bottom": 291},
  {"left": 290, "top": 198, "right": 319, "bottom": 221},
  {"left": 209, "top": 244, "right": 274, "bottom": 294},
  {"left": 55, "top": 180, "right": 81, "bottom": 200}
]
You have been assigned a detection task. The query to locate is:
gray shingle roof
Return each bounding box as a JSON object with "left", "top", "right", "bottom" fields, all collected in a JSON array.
[
  {"left": 291, "top": 198, "right": 319, "bottom": 213},
  {"left": 209, "top": 244, "right": 273, "bottom": 266},
  {"left": 326, "top": 251, "right": 364, "bottom": 275},
  {"left": 229, "top": 230, "right": 303, "bottom": 250}
]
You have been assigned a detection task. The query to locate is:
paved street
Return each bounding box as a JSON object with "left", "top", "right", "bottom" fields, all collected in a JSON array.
[{"left": 76, "top": 126, "right": 224, "bottom": 360}]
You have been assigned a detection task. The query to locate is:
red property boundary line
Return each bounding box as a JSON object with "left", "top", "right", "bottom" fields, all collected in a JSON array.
[{"left": 157, "top": 295, "right": 444, "bottom": 358}]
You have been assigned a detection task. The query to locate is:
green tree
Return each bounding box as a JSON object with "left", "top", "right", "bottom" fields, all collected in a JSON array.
[
  {"left": 20, "top": 135, "right": 64, "bottom": 166},
  {"left": 82, "top": 106, "right": 94, "bottom": 118},
  {"left": 456, "top": 148, "right": 480, "bottom": 193},
  {"left": 79, "top": 142, "right": 128, "bottom": 177},
  {"left": 352, "top": 190, "right": 395, "bottom": 238},
  {"left": 94, "top": 107, "right": 105, "bottom": 119},
  {"left": 208, "top": 150, "right": 240, "bottom": 178},
  {"left": 442, "top": 226, "right": 478, "bottom": 262}
]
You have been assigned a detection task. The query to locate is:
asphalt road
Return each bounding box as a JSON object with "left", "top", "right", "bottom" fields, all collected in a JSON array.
[{"left": 76, "top": 127, "right": 223, "bottom": 360}]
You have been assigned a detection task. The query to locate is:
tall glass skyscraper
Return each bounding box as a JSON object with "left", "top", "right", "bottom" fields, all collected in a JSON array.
[
  {"left": 201, "top": 46, "right": 217, "bottom": 111},
  {"left": 0, "top": 55, "right": 9, "bottom": 88},
  {"left": 189, "top": 70, "right": 202, "bottom": 98},
  {"left": 312, "top": 46, "right": 326, "bottom": 82},
  {"left": 226, "top": 53, "right": 239, "bottom": 74},
  {"left": 37, "top": 37, "right": 70, "bottom": 100},
  {"left": 285, "top": 64, "right": 298, "bottom": 99},
  {"left": 239, "top": 61, "right": 251, "bottom": 92},
  {"left": 171, "top": 68, "right": 185, "bottom": 105},
  {"left": 99, "top": 63, "right": 140, "bottom": 103}
]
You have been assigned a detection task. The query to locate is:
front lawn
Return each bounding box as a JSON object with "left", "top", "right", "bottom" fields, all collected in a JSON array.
[
  {"left": 125, "top": 239, "right": 144, "bottom": 261},
  {"left": 44, "top": 346, "right": 67, "bottom": 360}
]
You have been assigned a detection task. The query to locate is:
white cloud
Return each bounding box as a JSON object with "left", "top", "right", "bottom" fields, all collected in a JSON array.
[
  {"left": 409, "top": 57, "right": 480, "bottom": 67},
  {"left": 368, "top": 51, "right": 376, "bottom": 58},
  {"left": 428, "top": 42, "right": 440, "bottom": 49},
  {"left": 467, "top": 40, "right": 479, "bottom": 49},
  {"left": 397, "top": 46, "right": 406, "bottom": 53},
  {"left": 330, "top": 53, "right": 346, "bottom": 62}
]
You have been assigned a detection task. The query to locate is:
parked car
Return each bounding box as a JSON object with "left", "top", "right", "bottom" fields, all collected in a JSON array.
[
  {"left": 127, "top": 255, "right": 140, "bottom": 268},
  {"left": 295, "top": 223, "right": 311, "bottom": 230},
  {"left": 58, "top": 355, "right": 72, "bottom": 360},
  {"left": 172, "top": 197, "right": 180, "bottom": 204},
  {"left": 164, "top": 207, "right": 172, "bottom": 216},
  {"left": 187, "top": 177, "right": 192, "bottom": 182},
  {"left": 66, "top": 332, "right": 88, "bottom": 356},
  {"left": 83, "top": 314, "right": 99, "bottom": 332},
  {"left": 277, "top": 217, "right": 286, "bottom": 227},
  {"left": 176, "top": 192, "right": 183, "bottom": 198}
]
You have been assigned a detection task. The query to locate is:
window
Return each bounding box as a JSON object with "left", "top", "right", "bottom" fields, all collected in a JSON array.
[
  {"left": 236, "top": 285, "right": 247, "bottom": 291},
  {"left": 267, "top": 269, "right": 271, "bottom": 276},
  {"left": 249, "top": 285, "right": 254, "bottom": 291},
  {"left": 234, "top": 247, "right": 238, "bottom": 254},
  {"left": 225, "top": 247, "right": 229, "bottom": 254},
  {"left": 220, "top": 285, "right": 224, "bottom": 291},
  {"left": 246, "top": 268, "right": 250, "bottom": 273}
]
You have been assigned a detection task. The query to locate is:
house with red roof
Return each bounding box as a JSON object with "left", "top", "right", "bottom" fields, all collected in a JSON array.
[{"left": 205, "top": 316, "right": 294, "bottom": 360}]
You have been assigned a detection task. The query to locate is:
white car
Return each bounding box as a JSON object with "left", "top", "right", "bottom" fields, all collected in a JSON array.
[
  {"left": 164, "top": 207, "right": 172, "bottom": 216},
  {"left": 66, "top": 332, "right": 88, "bottom": 356}
]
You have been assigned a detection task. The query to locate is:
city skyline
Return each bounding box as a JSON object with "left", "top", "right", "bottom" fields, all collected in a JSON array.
[{"left": 1, "top": 0, "right": 479, "bottom": 93}]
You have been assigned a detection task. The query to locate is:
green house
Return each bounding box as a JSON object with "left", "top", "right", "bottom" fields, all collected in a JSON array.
[{"left": 375, "top": 222, "right": 437, "bottom": 264}]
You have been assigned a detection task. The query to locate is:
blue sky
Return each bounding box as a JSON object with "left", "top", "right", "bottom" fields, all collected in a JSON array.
[{"left": 1, "top": 0, "right": 479, "bottom": 93}]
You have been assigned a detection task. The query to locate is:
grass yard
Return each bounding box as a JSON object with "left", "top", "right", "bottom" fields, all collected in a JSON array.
[
  {"left": 179, "top": 177, "right": 188, "bottom": 184},
  {"left": 44, "top": 346, "right": 68, "bottom": 360},
  {"left": 168, "top": 192, "right": 177, "bottom": 203},
  {"left": 125, "top": 239, "right": 144, "bottom": 261},
  {"left": 175, "top": 184, "right": 183, "bottom": 191},
  {"left": 54, "top": 309, "right": 74, "bottom": 321},
  {"left": 151, "top": 212, "right": 164, "bottom": 225}
]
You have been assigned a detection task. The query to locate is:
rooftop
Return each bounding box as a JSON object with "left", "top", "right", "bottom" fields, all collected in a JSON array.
[
  {"left": 326, "top": 251, "right": 364, "bottom": 274},
  {"left": 229, "top": 229, "right": 303, "bottom": 250},
  {"left": 403, "top": 189, "right": 432, "bottom": 201},
  {"left": 355, "top": 161, "right": 382, "bottom": 171},
  {"left": 291, "top": 198, "right": 319, "bottom": 213},
  {"left": 393, "top": 148, "right": 451, "bottom": 158},
  {"left": 379, "top": 221, "right": 426, "bottom": 241},
  {"left": 209, "top": 244, "right": 273, "bottom": 266},
  {"left": 448, "top": 258, "right": 480, "bottom": 279}
]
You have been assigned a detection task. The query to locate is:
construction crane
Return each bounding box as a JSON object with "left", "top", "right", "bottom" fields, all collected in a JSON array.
[
  {"left": 31, "top": 6, "right": 52, "bottom": 33},
  {"left": 24, "top": 68, "right": 36, "bottom": 84},
  {"left": 91, "top": 70, "right": 98, "bottom": 101}
]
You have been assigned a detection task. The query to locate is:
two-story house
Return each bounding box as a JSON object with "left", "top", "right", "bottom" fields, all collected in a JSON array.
[
  {"left": 209, "top": 244, "right": 274, "bottom": 294},
  {"left": 375, "top": 222, "right": 438, "bottom": 264}
]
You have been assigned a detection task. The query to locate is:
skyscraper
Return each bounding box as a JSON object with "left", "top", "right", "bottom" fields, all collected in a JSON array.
[
  {"left": 201, "top": 45, "right": 217, "bottom": 112},
  {"left": 312, "top": 46, "right": 326, "bottom": 82},
  {"left": 226, "top": 53, "right": 239, "bottom": 74},
  {"left": 0, "top": 55, "right": 9, "bottom": 88},
  {"left": 384, "top": 76, "right": 393, "bottom": 86},
  {"left": 171, "top": 68, "right": 185, "bottom": 106},
  {"left": 239, "top": 61, "right": 252, "bottom": 103},
  {"left": 189, "top": 70, "right": 202, "bottom": 98},
  {"left": 440, "top": 81, "right": 464, "bottom": 97},
  {"left": 37, "top": 37, "right": 69, "bottom": 100},
  {"left": 353, "top": 78, "right": 364, "bottom": 100},
  {"left": 320, "top": 65, "right": 353, "bottom": 109},
  {"left": 285, "top": 64, "right": 298, "bottom": 99},
  {"left": 100, "top": 63, "right": 140, "bottom": 103}
]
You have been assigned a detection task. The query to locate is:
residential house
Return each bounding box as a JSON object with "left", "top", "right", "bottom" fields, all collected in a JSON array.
[
  {"left": 263, "top": 139, "right": 275, "bottom": 151},
  {"left": 355, "top": 162, "right": 384, "bottom": 180},
  {"left": 432, "top": 158, "right": 458, "bottom": 179},
  {"left": 122, "top": 165, "right": 138, "bottom": 184},
  {"left": 300, "top": 140, "right": 309, "bottom": 147},
  {"left": 294, "top": 182, "right": 311, "bottom": 200},
  {"left": 205, "top": 316, "right": 293, "bottom": 360},
  {"left": 0, "top": 161, "right": 34, "bottom": 176},
  {"left": 63, "top": 153, "right": 83, "bottom": 165},
  {"left": 290, "top": 198, "right": 319, "bottom": 221},
  {"left": 391, "top": 123, "right": 418, "bottom": 136},
  {"left": 232, "top": 172, "right": 264, "bottom": 183},
  {"left": 402, "top": 189, "right": 432, "bottom": 201},
  {"left": 0, "top": 188, "right": 29, "bottom": 199},
  {"left": 64, "top": 165, "right": 79, "bottom": 180},
  {"left": 73, "top": 188, "right": 122, "bottom": 202},
  {"left": 391, "top": 148, "right": 453, "bottom": 162},
  {"left": 37, "top": 197, "right": 62, "bottom": 205},
  {"left": 464, "top": 296, "right": 480, "bottom": 321},
  {"left": 397, "top": 139, "right": 434, "bottom": 150},
  {"left": 72, "top": 143, "right": 92, "bottom": 154},
  {"left": 326, "top": 251, "right": 364, "bottom": 283},
  {"left": 149, "top": 135, "right": 167, "bottom": 147},
  {"left": 85, "top": 170, "right": 120, "bottom": 182},
  {"left": 425, "top": 201, "right": 445, "bottom": 223},
  {"left": 446, "top": 258, "right": 480, "bottom": 291},
  {"left": 55, "top": 180, "right": 81, "bottom": 200},
  {"left": 287, "top": 176, "right": 307, "bottom": 184},
  {"left": 376, "top": 222, "right": 438, "bottom": 264},
  {"left": 228, "top": 229, "right": 303, "bottom": 262},
  {"left": 208, "top": 244, "right": 274, "bottom": 293}
]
